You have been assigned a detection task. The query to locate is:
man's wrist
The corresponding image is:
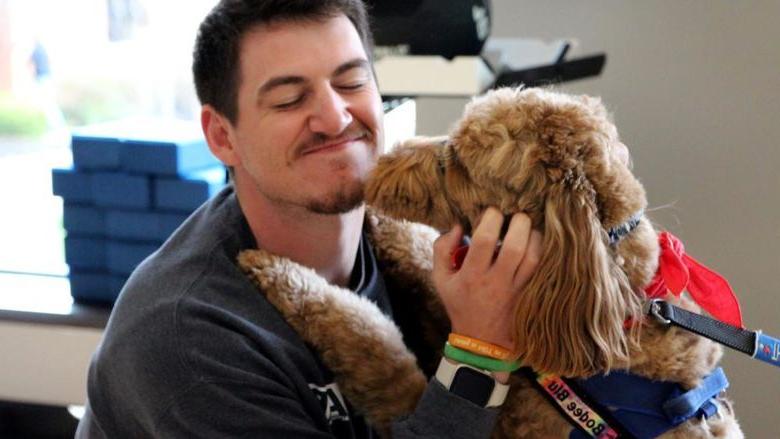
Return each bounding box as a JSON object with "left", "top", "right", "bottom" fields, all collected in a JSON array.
[
  {"left": 450, "top": 326, "right": 513, "bottom": 352},
  {"left": 443, "top": 342, "right": 521, "bottom": 372},
  {"left": 444, "top": 358, "right": 508, "bottom": 383},
  {"left": 491, "top": 370, "right": 510, "bottom": 384}
]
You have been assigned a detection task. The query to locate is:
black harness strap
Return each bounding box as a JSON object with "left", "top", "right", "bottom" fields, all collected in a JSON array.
[{"left": 645, "top": 299, "right": 756, "bottom": 355}]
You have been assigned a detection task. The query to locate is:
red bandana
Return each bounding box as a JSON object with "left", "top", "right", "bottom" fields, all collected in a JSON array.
[{"left": 644, "top": 231, "right": 744, "bottom": 328}]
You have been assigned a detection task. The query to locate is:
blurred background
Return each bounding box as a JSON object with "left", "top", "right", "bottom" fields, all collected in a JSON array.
[
  {"left": 0, "top": 0, "right": 777, "bottom": 437},
  {"left": 0, "top": 0, "right": 215, "bottom": 278}
]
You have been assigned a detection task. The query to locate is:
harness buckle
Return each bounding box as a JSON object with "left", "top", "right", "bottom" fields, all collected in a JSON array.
[{"left": 644, "top": 299, "right": 672, "bottom": 325}]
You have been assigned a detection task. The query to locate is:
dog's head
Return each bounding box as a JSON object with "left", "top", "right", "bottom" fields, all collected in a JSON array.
[{"left": 366, "top": 87, "right": 659, "bottom": 376}]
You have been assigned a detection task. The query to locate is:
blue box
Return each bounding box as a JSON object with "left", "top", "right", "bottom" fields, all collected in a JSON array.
[
  {"left": 121, "top": 138, "right": 219, "bottom": 176},
  {"left": 65, "top": 236, "right": 106, "bottom": 270},
  {"left": 154, "top": 166, "right": 226, "bottom": 212},
  {"left": 69, "top": 271, "right": 126, "bottom": 304},
  {"left": 69, "top": 117, "right": 217, "bottom": 175},
  {"left": 71, "top": 136, "right": 122, "bottom": 170},
  {"left": 107, "top": 241, "right": 160, "bottom": 275},
  {"left": 92, "top": 172, "right": 151, "bottom": 209},
  {"left": 63, "top": 204, "right": 105, "bottom": 236},
  {"left": 52, "top": 168, "right": 92, "bottom": 203},
  {"left": 106, "top": 210, "right": 189, "bottom": 242}
]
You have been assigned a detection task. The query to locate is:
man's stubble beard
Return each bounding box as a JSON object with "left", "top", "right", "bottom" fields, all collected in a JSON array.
[
  {"left": 302, "top": 137, "right": 377, "bottom": 215},
  {"left": 255, "top": 126, "right": 378, "bottom": 216},
  {"left": 305, "top": 180, "right": 365, "bottom": 214},
  {"left": 250, "top": 176, "right": 366, "bottom": 216}
]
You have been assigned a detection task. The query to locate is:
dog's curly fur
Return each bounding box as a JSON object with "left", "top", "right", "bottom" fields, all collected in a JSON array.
[
  {"left": 369, "top": 87, "right": 657, "bottom": 377},
  {"left": 240, "top": 87, "right": 742, "bottom": 437}
]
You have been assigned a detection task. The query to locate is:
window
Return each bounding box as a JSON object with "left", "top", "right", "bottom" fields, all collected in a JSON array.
[{"left": 0, "top": 1, "right": 216, "bottom": 279}]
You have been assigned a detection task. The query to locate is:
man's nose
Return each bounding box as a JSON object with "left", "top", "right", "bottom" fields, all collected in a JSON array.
[{"left": 308, "top": 87, "right": 353, "bottom": 136}]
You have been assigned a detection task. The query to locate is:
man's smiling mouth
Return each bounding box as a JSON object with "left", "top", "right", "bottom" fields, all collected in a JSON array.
[{"left": 300, "top": 133, "right": 368, "bottom": 156}]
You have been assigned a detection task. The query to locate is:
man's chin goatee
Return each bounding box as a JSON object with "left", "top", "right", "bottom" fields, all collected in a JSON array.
[{"left": 306, "top": 186, "right": 365, "bottom": 215}]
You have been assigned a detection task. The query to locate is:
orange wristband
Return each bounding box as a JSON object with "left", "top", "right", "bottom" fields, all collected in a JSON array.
[{"left": 448, "top": 333, "right": 513, "bottom": 361}]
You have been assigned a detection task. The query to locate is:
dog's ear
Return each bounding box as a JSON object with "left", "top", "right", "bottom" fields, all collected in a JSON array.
[
  {"left": 365, "top": 136, "right": 458, "bottom": 231},
  {"left": 509, "top": 96, "right": 645, "bottom": 376},
  {"left": 513, "top": 182, "right": 640, "bottom": 377}
]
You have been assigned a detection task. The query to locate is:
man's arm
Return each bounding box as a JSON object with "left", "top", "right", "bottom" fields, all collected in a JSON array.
[
  {"left": 391, "top": 379, "right": 500, "bottom": 438},
  {"left": 77, "top": 351, "right": 337, "bottom": 438},
  {"left": 432, "top": 208, "right": 542, "bottom": 355},
  {"left": 390, "top": 208, "right": 541, "bottom": 437},
  {"left": 153, "top": 378, "right": 334, "bottom": 438}
]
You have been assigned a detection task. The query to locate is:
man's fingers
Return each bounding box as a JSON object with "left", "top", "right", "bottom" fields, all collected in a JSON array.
[
  {"left": 492, "top": 213, "right": 532, "bottom": 275},
  {"left": 462, "top": 207, "right": 503, "bottom": 272},
  {"left": 513, "top": 230, "right": 542, "bottom": 290}
]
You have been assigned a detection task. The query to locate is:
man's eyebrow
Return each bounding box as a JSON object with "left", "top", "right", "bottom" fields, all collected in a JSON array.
[
  {"left": 256, "top": 58, "right": 370, "bottom": 99},
  {"left": 332, "top": 58, "right": 370, "bottom": 77},
  {"left": 256, "top": 76, "right": 306, "bottom": 99}
]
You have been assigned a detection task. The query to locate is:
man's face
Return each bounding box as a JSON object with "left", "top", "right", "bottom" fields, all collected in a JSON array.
[{"left": 227, "top": 14, "right": 383, "bottom": 214}]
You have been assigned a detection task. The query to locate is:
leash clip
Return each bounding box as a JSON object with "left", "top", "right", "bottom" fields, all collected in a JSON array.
[{"left": 645, "top": 299, "right": 672, "bottom": 325}]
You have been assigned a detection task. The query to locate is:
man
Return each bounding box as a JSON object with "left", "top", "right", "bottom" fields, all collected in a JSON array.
[{"left": 76, "top": 1, "right": 541, "bottom": 437}]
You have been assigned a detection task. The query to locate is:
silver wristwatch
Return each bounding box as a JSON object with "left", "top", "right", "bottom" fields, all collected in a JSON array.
[{"left": 434, "top": 357, "right": 509, "bottom": 408}]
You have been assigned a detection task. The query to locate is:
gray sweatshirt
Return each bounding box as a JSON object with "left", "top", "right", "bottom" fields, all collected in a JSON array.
[{"left": 76, "top": 186, "right": 498, "bottom": 438}]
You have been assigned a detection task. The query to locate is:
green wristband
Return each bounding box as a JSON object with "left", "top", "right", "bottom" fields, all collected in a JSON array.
[{"left": 444, "top": 342, "right": 521, "bottom": 372}]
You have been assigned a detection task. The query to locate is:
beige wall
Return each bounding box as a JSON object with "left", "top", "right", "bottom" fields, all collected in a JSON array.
[{"left": 418, "top": 1, "right": 780, "bottom": 436}]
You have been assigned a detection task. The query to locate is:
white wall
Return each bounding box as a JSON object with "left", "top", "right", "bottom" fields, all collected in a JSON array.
[
  {"left": 418, "top": 1, "right": 780, "bottom": 436},
  {"left": 0, "top": 321, "right": 102, "bottom": 406}
]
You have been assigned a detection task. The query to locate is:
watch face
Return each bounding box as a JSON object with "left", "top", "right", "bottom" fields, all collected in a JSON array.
[{"left": 450, "top": 367, "right": 495, "bottom": 407}]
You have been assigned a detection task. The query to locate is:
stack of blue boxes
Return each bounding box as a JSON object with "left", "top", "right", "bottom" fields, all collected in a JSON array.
[{"left": 51, "top": 118, "right": 227, "bottom": 305}]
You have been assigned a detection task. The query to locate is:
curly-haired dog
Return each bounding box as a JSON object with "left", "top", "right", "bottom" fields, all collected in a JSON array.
[{"left": 240, "top": 87, "right": 743, "bottom": 438}]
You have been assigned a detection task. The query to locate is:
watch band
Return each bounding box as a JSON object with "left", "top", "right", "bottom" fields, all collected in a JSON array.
[{"left": 435, "top": 357, "right": 509, "bottom": 407}]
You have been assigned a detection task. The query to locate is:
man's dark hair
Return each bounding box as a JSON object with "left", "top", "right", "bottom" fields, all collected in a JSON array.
[{"left": 192, "top": 0, "right": 374, "bottom": 124}]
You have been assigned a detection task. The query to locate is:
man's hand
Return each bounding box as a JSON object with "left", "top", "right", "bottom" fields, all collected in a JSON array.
[{"left": 432, "top": 207, "right": 542, "bottom": 353}]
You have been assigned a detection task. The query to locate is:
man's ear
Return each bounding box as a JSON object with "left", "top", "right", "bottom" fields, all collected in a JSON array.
[{"left": 201, "top": 105, "right": 240, "bottom": 167}]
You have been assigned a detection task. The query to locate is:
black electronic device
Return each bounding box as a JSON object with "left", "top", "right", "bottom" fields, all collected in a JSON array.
[
  {"left": 367, "top": 0, "right": 492, "bottom": 59},
  {"left": 449, "top": 366, "right": 496, "bottom": 406},
  {"left": 434, "top": 358, "right": 509, "bottom": 407},
  {"left": 368, "top": 0, "right": 606, "bottom": 96}
]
